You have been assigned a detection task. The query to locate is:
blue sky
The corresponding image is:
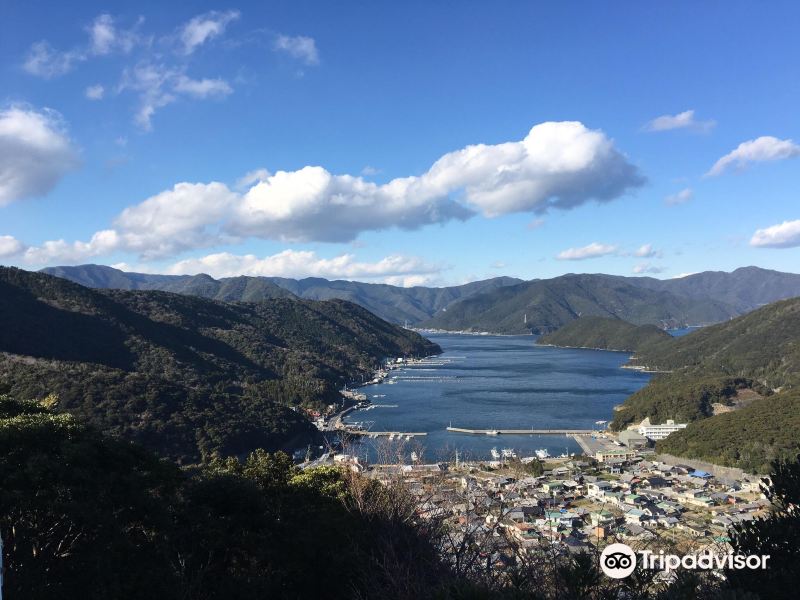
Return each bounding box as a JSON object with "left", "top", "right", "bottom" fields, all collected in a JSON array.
[{"left": 1, "top": 0, "right": 799, "bottom": 286}]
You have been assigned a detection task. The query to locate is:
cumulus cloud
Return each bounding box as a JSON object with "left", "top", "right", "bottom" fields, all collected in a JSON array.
[
  {"left": 231, "top": 121, "right": 643, "bottom": 242},
  {"left": 633, "top": 262, "right": 666, "bottom": 274},
  {"left": 633, "top": 243, "right": 660, "bottom": 258},
  {"left": 112, "top": 182, "right": 240, "bottom": 258},
  {"left": 749, "top": 219, "right": 800, "bottom": 249},
  {"left": 0, "top": 106, "right": 79, "bottom": 206},
  {"left": 22, "top": 230, "right": 120, "bottom": 264},
  {"left": 643, "top": 109, "right": 715, "bottom": 133},
  {"left": 556, "top": 242, "right": 617, "bottom": 261},
  {"left": 179, "top": 10, "right": 240, "bottom": 55},
  {"left": 16, "top": 121, "right": 643, "bottom": 263},
  {"left": 273, "top": 35, "right": 319, "bottom": 65},
  {"left": 706, "top": 136, "right": 800, "bottom": 176},
  {"left": 230, "top": 165, "right": 474, "bottom": 242},
  {"left": 85, "top": 84, "right": 105, "bottom": 100},
  {"left": 665, "top": 187, "right": 693, "bottom": 205},
  {"left": 0, "top": 235, "right": 25, "bottom": 258},
  {"left": 160, "top": 249, "right": 441, "bottom": 283},
  {"left": 235, "top": 168, "right": 271, "bottom": 190}
]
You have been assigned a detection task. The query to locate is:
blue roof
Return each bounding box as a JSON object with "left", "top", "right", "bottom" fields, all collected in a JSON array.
[{"left": 693, "top": 470, "right": 712, "bottom": 478}]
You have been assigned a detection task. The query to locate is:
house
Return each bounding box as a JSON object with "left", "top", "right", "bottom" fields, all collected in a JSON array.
[
  {"left": 586, "top": 480, "right": 613, "bottom": 498},
  {"left": 590, "top": 510, "right": 616, "bottom": 527},
  {"left": 624, "top": 509, "right": 647, "bottom": 524}
]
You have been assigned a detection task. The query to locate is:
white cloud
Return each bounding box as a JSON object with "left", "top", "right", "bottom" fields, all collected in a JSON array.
[
  {"left": 24, "top": 14, "right": 141, "bottom": 79},
  {"left": 0, "top": 106, "right": 79, "bottom": 206},
  {"left": 85, "top": 84, "right": 105, "bottom": 100},
  {"left": 633, "top": 262, "right": 665, "bottom": 274},
  {"left": 706, "top": 136, "right": 800, "bottom": 176},
  {"left": 120, "top": 64, "right": 233, "bottom": 130},
  {"left": 749, "top": 219, "right": 800, "bottom": 249},
  {"left": 235, "top": 168, "right": 271, "bottom": 190},
  {"left": 274, "top": 35, "right": 319, "bottom": 65},
  {"left": 665, "top": 187, "right": 693, "bottom": 205},
  {"left": 633, "top": 243, "right": 660, "bottom": 258},
  {"left": 0, "top": 235, "right": 25, "bottom": 258},
  {"left": 229, "top": 165, "right": 473, "bottom": 242},
  {"left": 230, "top": 121, "right": 643, "bottom": 242},
  {"left": 643, "top": 110, "right": 715, "bottom": 133},
  {"left": 179, "top": 10, "right": 240, "bottom": 55},
  {"left": 556, "top": 242, "right": 618, "bottom": 261},
  {"left": 22, "top": 230, "right": 120, "bottom": 264},
  {"left": 112, "top": 182, "right": 239, "bottom": 258},
  {"left": 87, "top": 14, "right": 140, "bottom": 55},
  {"left": 160, "top": 249, "right": 441, "bottom": 284},
  {"left": 173, "top": 75, "right": 232, "bottom": 98},
  {"left": 16, "top": 121, "right": 643, "bottom": 262},
  {"left": 23, "top": 41, "right": 84, "bottom": 78}
]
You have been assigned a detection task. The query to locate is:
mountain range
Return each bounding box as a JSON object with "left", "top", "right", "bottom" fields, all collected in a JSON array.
[{"left": 41, "top": 265, "right": 800, "bottom": 333}]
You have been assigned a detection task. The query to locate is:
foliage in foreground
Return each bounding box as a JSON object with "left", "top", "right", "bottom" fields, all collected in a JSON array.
[{"left": 2, "top": 396, "right": 799, "bottom": 599}]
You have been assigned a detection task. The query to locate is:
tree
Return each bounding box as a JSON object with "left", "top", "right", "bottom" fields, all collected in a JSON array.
[{"left": 726, "top": 454, "right": 800, "bottom": 599}]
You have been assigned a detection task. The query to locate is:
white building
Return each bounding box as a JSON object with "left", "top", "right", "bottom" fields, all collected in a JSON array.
[{"left": 638, "top": 419, "right": 687, "bottom": 441}]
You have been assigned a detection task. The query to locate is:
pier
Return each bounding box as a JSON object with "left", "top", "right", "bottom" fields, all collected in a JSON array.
[{"left": 446, "top": 426, "right": 595, "bottom": 435}]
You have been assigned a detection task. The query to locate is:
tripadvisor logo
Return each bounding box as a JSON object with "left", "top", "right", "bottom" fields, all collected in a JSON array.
[{"left": 600, "top": 543, "right": 770, "bottom": 579}]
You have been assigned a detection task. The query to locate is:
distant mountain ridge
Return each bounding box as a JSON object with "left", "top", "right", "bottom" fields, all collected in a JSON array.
[
  {"left": 40, "top": 264, "right": 800, "bottom": 332},
  {"left": 420, "top": 273, "right": 741, "bottom": 333},
  {"left": 40, "top": 265, "right": 522, "bottom": 325}
]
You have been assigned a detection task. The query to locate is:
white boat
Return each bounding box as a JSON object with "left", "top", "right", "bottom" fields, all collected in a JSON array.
[
  {"left": 535, "top": 448, "right": 550, "bottom": 459},
  {"left": 486, "top": 430, "right": 499, "bottom": 436},
  {"left": 501, "top": 448, "right": 517, "bottom": 459},
  {"left": 410, "top": 451, "right": 419, "bottom": 462},
  {"left": 490, "top": 447, "right": 501, "bottom": 459}
]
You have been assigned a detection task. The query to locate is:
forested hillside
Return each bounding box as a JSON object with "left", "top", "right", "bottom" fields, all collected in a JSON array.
[
  {"left": 0, "top": 267, "right": 439, "bottom": 462},
  {"left": 537, "top": 316, "right": 670, "bottom": 351},
  {"left": 610, "top": 298, "right": 800, "bottom": 472},
  {"left": 421, "top": 274, "right": 739, "bottom": 333}
]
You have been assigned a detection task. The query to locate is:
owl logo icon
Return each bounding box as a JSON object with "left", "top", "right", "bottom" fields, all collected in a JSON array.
[{"left": 600, "top": 543, "right": 637, "bottom": 578}]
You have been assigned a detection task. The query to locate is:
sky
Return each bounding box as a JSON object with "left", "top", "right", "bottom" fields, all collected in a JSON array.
[{"left": 1, "top": 0, "right": 799, "bottom": 287}]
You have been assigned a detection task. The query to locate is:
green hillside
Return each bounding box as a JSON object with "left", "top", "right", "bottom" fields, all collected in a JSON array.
[
  {"left": 629, "top": 297, "right": 800, "bottom": 390},
  {"left": 656, "top": 390, "right": 800, "bottom": 474},
  {"left": 421, "top": 274, "right": 739, "bottom": 334},
  {"left": 610, "top": 298, "right": 800, "bottom": 471},
  {"left": 537, "top": 316, "right": 670, "bottom": 351},
  {"left": 0, "top": 267, "right": 439, "bottom": 463}
]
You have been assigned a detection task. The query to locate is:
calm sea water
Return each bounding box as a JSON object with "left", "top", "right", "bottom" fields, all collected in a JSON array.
[{"left": 343, "top": 333, "right": 653, "bottom": 463}]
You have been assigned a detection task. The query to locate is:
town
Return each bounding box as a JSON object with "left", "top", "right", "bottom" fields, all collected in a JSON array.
[{"left": 307, "top": 414, "right": 768, "bottom": 572}]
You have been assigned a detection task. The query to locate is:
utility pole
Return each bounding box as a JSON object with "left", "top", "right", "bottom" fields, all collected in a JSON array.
[{"left": 1, "top": 527, "right": 4, "bottom": 600}]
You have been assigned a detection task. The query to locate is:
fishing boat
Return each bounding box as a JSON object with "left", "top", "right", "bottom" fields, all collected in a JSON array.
[
  {"left": 501, "top": 448, "right": 517, "bottom": 459},
  {"left": 490, "top": 447, "right": 501, "bottom": 459},
  {"left": 535, "top": 448, "right": 550, "bottom": 459},
  {"left": 486, "top": 430, "right": 499, "bottom": 436}
]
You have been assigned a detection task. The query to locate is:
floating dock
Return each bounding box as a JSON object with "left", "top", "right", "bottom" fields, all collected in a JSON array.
[{"left": 446, "top": 426, "right": 595, "bottom": 435}]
